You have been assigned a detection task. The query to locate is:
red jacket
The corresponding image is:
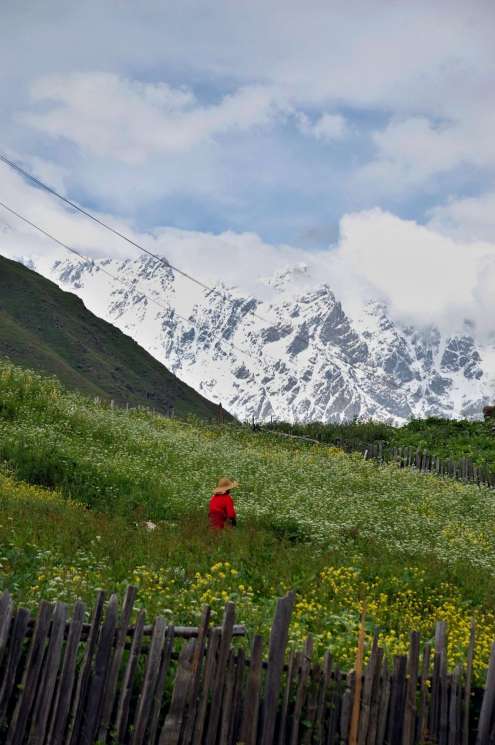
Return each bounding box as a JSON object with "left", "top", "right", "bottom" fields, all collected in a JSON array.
[{"left": 208, "top": 492, "right": 236, "bottom": 529}]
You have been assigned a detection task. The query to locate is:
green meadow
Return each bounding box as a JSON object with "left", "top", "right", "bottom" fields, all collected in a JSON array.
[{"left": 2, "top": 361, "right": 495, "bottom": 679}]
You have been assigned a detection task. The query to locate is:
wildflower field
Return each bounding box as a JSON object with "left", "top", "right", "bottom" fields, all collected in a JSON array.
[
  {"left": 271, "top": 415, "right": 495, "bottom": 471},
  {"left": 2, "top": 361, "right": 495, "bottom": 681}
]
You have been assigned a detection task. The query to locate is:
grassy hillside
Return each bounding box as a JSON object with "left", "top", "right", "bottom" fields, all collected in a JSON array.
[
  {"left": 270, "top": 417, "right": 495, "bottom": 471},
  {"left": 0, "top": 254, "right": 224, "bottom": 419},
  {"left": 2, "top": 362, "right": 495, "bottom": 680}
]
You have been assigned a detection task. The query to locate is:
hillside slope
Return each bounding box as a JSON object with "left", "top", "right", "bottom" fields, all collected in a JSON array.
[
  {"left": 0, "top": 254, "right": 226, "bottom": 418},
  {"left": 2, "top": 363, "right": 495, "bottom": 680}
]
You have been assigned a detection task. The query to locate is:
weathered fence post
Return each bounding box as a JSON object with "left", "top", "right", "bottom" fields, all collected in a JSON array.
[
  {"left": 349, "top": 611, "right": 366, "bottom": 745},
  {"left": 68, "top": 588, "right": 106, "bottom": 745},
  {"left": 358, "top": 627, "right": 380, "bottom": 744},
  {"left": 430, "top": 620, "right": 447, "bottom": 740},
  {"left": 290, "top": 636, "right": 313, "bottom": 745},
  {"left": 418, "top": 642, "right": 431, "bottom": 744},
  {"left": 260, "top": 592, "right": 295, "bottom": 745},
  {"left": 0, "top": 591, "right": 13, "bottom": 668},
  {"left": 159, "top": 639, "right": 195, "bottom": 745},
  {"left": 392, "top": 655, "right": 408, "bottom": 742},
  {"left": 47, "top": 600, "right": 85, "bottom": 745},
  {"left": 132, "top": 615, "right": 168, "bottom": 745},
  {"left": 97, "top": 585, "right": 137, "bottom": 741},
  {"left": 463, "top": 621, "right": 476, "bottom": 745},
  {"left": 205, "top": 602, "right": 236, "bottom": 745},
  {"left": 6, "top": 600, "right": 52, "bottom": 745},
  {"left": 29, "top": 602, "right": 68, "bottom": 745},
  {"left": 476, "top": 642, "right": 495, "bottom": 744},
  {"left": 402, "top": 631, "right": 420, "bottom": 745},
  {"left": 240, "top": 635, "right": 264, "bottom": 745},
  {"left": 114, "top": 610, "right": 146, "bottom": 742},
  {"left": 79, "top": 594, "right": 119, "bottom": 745},
  {"left": 180, "top": 606, "right": 211, "bottom": 745}
]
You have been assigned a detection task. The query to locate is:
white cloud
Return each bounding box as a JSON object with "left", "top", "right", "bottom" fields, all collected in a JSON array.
[
  {"left": 332, "top": 208, "right": 495, "bottom": 337},
  {"left": 22, "top": 73, "right": 284, "bottom": 163},
  {"left": 428, "top": 192, "right": 495, "bottom": 242},
  {"left": 296, "top": 112, "right": 347, "bottom": 141},
  {"left": 354, "top": 114, "right": 495, "bottom": 196},
  {"left": 1, "top": 161, "right": 494, "bottom": 343},
  {"left": 1, "top": 1, "right": 494, "bottom": 223},
  {"left": 25, "top": 156, "right": 69, "bottom": 195},
  {"left": 3, "top": 1, "right": 494, "bottom": 115},
  {"left": 0, "top": 159, "right": 303, "bottom": 291},
  {"left": 0, "top": 158, "right": 137, "bottom": 260}
]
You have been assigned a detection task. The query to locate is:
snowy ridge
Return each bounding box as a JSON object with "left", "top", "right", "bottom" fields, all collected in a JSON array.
[{"left": 19, "top": 254, "right": 495, "bottom": 423}]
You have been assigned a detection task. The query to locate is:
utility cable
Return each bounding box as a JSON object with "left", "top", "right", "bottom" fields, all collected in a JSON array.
[
  {"left": 0, "top": 198, "right": 264, "bottom": 364},
  {"left": 0, "top": 152, "right": 270, "bottom": 324}
]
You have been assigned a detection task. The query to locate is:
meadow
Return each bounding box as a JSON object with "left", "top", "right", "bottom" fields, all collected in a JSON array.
[
  {"left": 270, "top": 416, "right": 495, "bottom": 471},
  {"left": 2, "top": 361, "right": 495, "bottom": 681}
]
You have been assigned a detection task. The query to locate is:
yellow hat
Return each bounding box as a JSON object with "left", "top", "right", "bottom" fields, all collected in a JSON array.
[{"left": 213, "top": 477, "right": 240, "bottom": 495}]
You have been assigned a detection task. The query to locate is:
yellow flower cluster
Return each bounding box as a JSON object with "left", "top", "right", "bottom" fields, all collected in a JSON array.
[
  {"left": 5, "top": 542, "right": 495, "bottom": 683},
  {"left": 31, "top": 562, "right": 106, "bottom": 605},
  {"left": 123, "top": 561, "right": 257, "bottom": 624},
  {"left": 189, "top": 562, "right": 255, "bottom": 620},
  {"left": 285, "top": 564, "right": 495, "bottom": 680},
  {"left": 325, "top": 446, "right": 345, "bottom": 456}
]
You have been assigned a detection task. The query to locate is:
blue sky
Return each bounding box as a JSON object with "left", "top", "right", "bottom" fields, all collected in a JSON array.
[
  {"left": 0, "top": 1, "right": 494, "bottom": 339},
  {"left": 0, "top": 0, "right": 493, "bottom": 244}
]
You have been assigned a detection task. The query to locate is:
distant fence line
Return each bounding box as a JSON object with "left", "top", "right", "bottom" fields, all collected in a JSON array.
[
  {"left": 2, "top": 587, "right": 495, "bottom": 743},
  {"left": 345, "top": 438, "right": 495, "bottom": 490},
  {"left": 92, "top": 396, "right": 495, "bottom": 489},
  {"left": 94, "top": 397, "right": 230, "bottom": 425},
  {"left": 262, "top": 427, "right": 495, "bottom": 490}
]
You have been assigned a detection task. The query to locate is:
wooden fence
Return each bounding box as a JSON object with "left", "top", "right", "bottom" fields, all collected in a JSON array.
[
  {"left": 2, "top": 588, "right": 495, "bottom": 743},
  {"left": 262, "top": 428, "right": 495, "bottom": 490},
  {"left": 343, "top": 439, "right": 495, "bottom": 490}
]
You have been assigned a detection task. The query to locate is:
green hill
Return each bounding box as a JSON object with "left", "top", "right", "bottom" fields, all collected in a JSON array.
[
  {"left": 2, "top": 362, "right": 495, "bottom": 680},
  {"left": 0, "top": 254, "right": 225, "bottom": 419}
]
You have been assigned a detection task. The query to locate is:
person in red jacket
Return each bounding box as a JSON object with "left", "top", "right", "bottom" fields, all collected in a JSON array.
[{"left": 208, "top": 477, "right": 239, "bottom": 529}]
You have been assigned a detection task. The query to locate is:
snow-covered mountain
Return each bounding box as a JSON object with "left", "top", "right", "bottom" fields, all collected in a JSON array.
[{"left": 16, "top": 253, "right": 495, "bottom": 423}]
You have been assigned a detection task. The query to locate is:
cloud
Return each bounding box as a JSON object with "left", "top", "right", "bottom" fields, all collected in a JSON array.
[
  {"left": 354, "top": 114, "right": 495, "bottom": 196},
  {"left": 296, "top": 112, "right": 347, "bottom": 141},
  {"left": 1, "top": 161, "right": 494, "bottom": 344},
  {"left": 3, "top": 1, "right": 494, "bottom": 114},
  {"left": 0, "top": 158, "right": 139, "bottom": 260},
  {"left": 427, "top": 192, "right": 495, "bottom": 242},
  {"left": 22, "top": 73, "right": 284, "bottom": 163},
  {"left": 0, "top": 158, "right": 304, "bottom": 291},
  {"left": 332, "top": 208, "right": 495, "bottom": 338},
  {"left": 1, "top": 1, "right": 494, "bottom": 240}
]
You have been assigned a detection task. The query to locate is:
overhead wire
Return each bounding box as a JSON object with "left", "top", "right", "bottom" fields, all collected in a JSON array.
[
  {"left": 0, "top": 152, "right": 271, "bottom": 324},
  {"left": 0, "top": 198, "right": 266, "bottom": 364}
]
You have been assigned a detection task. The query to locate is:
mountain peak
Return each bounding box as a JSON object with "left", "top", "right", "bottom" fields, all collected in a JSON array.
[{"left": 14, "top": 253, "right": 493, "bottom": 424}]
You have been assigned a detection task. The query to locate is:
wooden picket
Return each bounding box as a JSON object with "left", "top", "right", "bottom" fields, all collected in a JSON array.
[
  {"left": 1, "top": 588, "right": 495, "bottom": 743},
  {"left": 263, "top": 426, "right": 495, "bottom": 490}
]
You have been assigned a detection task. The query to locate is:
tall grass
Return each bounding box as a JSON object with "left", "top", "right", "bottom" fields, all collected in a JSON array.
[{"left": 3, "top": 360, "right": 495, "bottom": 677}]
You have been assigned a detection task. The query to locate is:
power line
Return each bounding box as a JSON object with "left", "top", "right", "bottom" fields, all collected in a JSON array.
[
  {"left": 0, "top": 198, "right": 262, "bottom": 364},
  {"left": 0, "top": 152, "right": 270, "bottom": 324}
]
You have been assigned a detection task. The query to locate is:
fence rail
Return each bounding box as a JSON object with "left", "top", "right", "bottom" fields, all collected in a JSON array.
[
  {"left": 1, "top": 587, "right": 495, "bottom": 743},
  {"left": 349, "top": 439, "right": 495, "bottom": 489},
  {"left": 263, "top": 428, "right": 495, "bottom": 489}
]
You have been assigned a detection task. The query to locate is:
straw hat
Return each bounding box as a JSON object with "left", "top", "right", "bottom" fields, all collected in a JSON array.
[{"left": 213, "top": 477, "right": 240, "bottom": 495}]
